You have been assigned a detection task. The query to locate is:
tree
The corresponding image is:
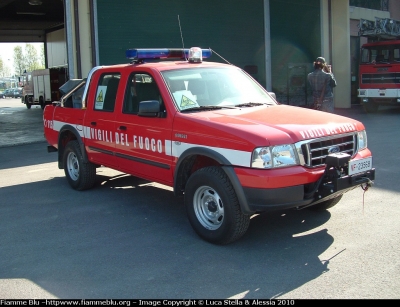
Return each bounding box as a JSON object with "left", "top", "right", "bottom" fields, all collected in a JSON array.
[
  {"left": 39, "top": 44, "right": 45, "bottom": 67},
  {"left": 25, "top": 43, "right": 41, "bottom": 71},
  {"left": 13, "top": 46, "right": 25, "bottom": 76},
  {"left": 0, "top": 57, "right": 3, "bottom": 77},
  {"left": 0, "top": 56, "right": 11, "bottom": 78}
]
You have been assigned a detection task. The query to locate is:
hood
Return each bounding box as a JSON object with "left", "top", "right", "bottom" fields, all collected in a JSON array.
[{"left": 180, "top": 104, "right": 364, "bottom": 145}]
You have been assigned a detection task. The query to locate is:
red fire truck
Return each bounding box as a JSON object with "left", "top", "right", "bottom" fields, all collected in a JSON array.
[
  {"left": 20, "top": 66, "right": 68, "bottom": 109},
  {"left": 43, "top": 47, "right": 375, "bottom": 244},
  {"left": 358, "top": 17, "right": 400, "bottom": 112}
]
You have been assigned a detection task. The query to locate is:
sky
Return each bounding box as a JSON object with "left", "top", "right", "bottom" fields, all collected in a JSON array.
[{"left": 0, "top": 42, "right": 44, "bottom": 75}]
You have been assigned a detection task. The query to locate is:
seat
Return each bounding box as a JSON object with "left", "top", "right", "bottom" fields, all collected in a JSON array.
[
  {"left": 375, "top": 54, "right": 385, "bottom": 62},
  {"left": 188, "top": 79, "right": 205, "bottom": 95},
  {"left": 136, "top": 82, "right": 160, "bottom": 102},
  {"left": 169, "top": 80, "right": 186, "bottom": 93},
  {"left": 187, "top": 79, "right": 208, "bottom": 103},
  {"left": 103, "top": 78, "right": 120, "bottom": 111}
]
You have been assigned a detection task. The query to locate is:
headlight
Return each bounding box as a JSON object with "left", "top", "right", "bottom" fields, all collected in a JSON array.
[
  {"left": 358, "top": 130, "right": 368, "bottom": 151},
  {"left": 251, "top": 144, "right": 299, "bottom": 169}
]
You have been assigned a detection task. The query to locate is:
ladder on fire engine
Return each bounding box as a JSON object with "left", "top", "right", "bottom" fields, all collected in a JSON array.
[{"left": 358, "top": 17, "right": 400, "bottom": 40}]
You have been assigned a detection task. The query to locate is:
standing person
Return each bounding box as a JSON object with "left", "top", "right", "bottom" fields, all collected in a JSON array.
[{"left": 307, "top": 57, "right": 337, "bottom": 112}]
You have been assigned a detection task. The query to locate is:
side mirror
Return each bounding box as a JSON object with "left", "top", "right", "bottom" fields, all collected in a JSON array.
[{"left": 138, "top": 100, "right": 162, "bottom": 117}]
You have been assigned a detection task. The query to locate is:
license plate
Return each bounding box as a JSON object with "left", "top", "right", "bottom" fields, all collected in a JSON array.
[{"left": 348, "top": 157, "right": 373, "bottom": 176}]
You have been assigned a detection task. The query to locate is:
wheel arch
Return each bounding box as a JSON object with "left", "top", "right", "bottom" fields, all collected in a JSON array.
[
  {"left": 173, "top": 146, "right": 253, "bottom": 215},
  {"left": 57, "top": 125, "right": 88, "bottom": 169}
]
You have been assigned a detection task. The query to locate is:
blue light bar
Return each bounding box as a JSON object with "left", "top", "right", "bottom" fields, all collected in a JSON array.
[{"left": 126, "top": 47, "right": 212, "bottom": 62}]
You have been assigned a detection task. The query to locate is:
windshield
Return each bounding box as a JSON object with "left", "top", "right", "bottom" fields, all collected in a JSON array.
[
  {"left": 361, "top": 44, "right": 400, "bottom": 64},
  {"left": 161, "top": 67, "right": 276, "bottom": 111}
]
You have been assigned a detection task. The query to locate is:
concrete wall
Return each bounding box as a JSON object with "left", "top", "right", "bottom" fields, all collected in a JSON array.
[
  {"left": 77, "top": 0, "right": 93, "bottom": 78},
  {"left": 389, "top": 1, "right": 400, "bottom": 21},
  {"left": 64, "top": 0, "right": 95, "bottom": 79},
  {"left": 46, "top": 29, "right": 67, "bottom": 68},
  {"left": 331, "top": 0, "right": 351, "bottom": 108},
  {"left": 349, "top": 6, "right": 390, "bottom": 21}
]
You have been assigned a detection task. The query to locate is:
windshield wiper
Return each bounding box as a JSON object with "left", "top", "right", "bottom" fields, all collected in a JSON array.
[
  {"left": 235, "top": 102, "right": 263, "bottom": 107},
  {"left": 181, "top": 105, "right": 236, "bottom": 112}
]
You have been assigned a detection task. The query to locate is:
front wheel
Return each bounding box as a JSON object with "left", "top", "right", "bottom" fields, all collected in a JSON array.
[
  {"left": 63, "top": 140, "right": 96, "bottom": 191},
  {"left": 25, "top": 96, "right": 31, "bottom": 109},
  {"left": 308, "top": 194, "right": 343, "bottom": 211},
  {"left": 184, "top": 166, "right": 250, "bottom": 245}
]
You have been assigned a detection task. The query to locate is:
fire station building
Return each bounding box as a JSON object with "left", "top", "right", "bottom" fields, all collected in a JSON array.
[{"left": 22, "top": 0, "right": 400, "bottom": 108}]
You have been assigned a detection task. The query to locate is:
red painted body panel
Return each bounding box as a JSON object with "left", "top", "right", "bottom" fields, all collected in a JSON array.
[{"left": 235, "top": 149, "right": 372, "bottom": 189}]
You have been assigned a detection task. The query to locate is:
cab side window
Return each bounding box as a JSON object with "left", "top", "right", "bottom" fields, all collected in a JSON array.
[
  {"left": 394, "top": 48, "right": 400, "bottom": 61},
  {"left": 123, "top": 73, "right": 163, "bottom": 114},
  {"left": 94, "top": 73, "right": 121, "bottom": 112}
]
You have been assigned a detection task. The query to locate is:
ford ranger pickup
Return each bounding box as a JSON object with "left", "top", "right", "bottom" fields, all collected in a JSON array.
[{"left": 43, "top": 47, "right": 375, "bottom": 244}]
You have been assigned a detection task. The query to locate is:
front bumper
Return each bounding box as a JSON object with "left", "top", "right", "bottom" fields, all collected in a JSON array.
[{"left": 242, "top": 153, "right": 375, "bottom": 213}]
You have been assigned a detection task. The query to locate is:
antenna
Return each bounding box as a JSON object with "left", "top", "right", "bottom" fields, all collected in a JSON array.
[
  {"left": 178, "top": 15, "right": 187, "bottom": 60},
  {"left": 210, "top": 48, "right": 232, "bottom": 65}
]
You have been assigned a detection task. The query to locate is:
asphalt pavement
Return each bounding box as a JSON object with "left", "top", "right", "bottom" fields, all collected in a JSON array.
[
  {"left": 1, "top": 97, "right": 400, "bottom": 299},
  {"left": 0, "top": 98, "right": 45, "bottom": 148}
]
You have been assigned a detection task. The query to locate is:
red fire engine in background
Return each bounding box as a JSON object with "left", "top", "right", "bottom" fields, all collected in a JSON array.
[
  {"left": 20, "top": 66, "right": 68, "bottom": 109},
  {"left": 358, "top": 17, "right": 400, "bottom": 112}
]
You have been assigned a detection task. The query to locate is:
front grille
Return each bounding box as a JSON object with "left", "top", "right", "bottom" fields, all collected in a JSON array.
[
  {"left": 361, "top": 72, "right": 400, "bottom": 84},
  {"left": 298, "top": 133, "right": 357, "bottom": 167}
]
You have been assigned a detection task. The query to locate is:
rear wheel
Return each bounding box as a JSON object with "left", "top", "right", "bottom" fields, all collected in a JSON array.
[
  {"left": 184, "top": 166, "right": 250, "bottom": 245},
  {"left": 308, "top": 195, "right": 343, "bottom": 211},
  {"left": 63, "top": 140, "right": 96, "bottom": 191}
]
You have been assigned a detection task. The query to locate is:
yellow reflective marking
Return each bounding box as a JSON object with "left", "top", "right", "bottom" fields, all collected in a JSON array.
[
  {"left": 180, "top": 95, "right": 197, "bottom": 107},
  {"left": 96, "top": 90, "right": 104, "bottom": 102}
]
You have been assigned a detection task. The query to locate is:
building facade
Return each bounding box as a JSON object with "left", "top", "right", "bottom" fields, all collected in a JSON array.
[{"left": 60, "top": 0, "right": 398, "bottom": 109}]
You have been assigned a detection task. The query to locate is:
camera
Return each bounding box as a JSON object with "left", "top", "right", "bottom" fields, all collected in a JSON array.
[{"left": 323, "top": 64, "right": 332, "bottom": 73}]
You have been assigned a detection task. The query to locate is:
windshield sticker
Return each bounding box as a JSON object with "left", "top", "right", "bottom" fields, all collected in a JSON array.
[
  {"left": 95, "top": 86, "right": 107, "bottom": 110},
  {"left": 174, "top": 90, "right": 199, "bottom": 110}
]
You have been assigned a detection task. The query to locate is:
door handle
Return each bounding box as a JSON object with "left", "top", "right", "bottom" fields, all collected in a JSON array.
[
  {"left": 90, "top": 122, "right": 96, "bottom": 126},
  {"left": 119, "top": 126, "right": 127, "bottom": 130}
]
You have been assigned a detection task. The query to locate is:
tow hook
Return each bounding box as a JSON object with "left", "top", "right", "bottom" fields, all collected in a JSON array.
[
  {"left": 361, "top": 178, "right": 374, "bottom": 214},
  {"left": 361, "top": 178, "right": 374, "bottom": 192}
]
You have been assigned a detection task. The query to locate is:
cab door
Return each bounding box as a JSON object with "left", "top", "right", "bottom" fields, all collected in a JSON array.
[
  {"left": 84, "top": 72, "right": 121, "bottom": 168},
  {"left": 114, "top": 72, "right": 174, "bottom": 186}
]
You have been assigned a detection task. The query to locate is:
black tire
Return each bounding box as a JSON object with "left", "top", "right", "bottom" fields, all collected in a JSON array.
[
  {"left": 63, "top": 140, "right": 96, "bottom": 191},
  {"left": 308, "top": 194, "right": 343, "bottom": 211},
  {"left": 40, "top": 97, "right": 45, "bottom": 110},
  {"left": 363, "top": 101, "right": 378, "bottom": 113},
  {"left": 25, "top": 96, "right": 31, "bottom": 109},
  {"left": 184, "top": 166, "right": 250, "bottom": 245}
]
